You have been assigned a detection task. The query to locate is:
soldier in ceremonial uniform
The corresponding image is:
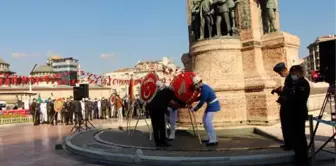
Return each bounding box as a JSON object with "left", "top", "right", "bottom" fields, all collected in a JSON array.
[
  {"left": 64, "top": 98, "right": 74, "bottom": 125},
  {"left": 101, "top": 97, "right": 107, "bottom": 119},
  {"left": 190, "top": 76, "right": 221, "bottom": 146},
  {"left": 287, "top": 65, "right": 310, "bottom": 166},
  {"left": 85, "top": 98, "right": 93, "bottom": 120},
  {"left": 30, "top": 98, "right": 40, "bottom": 126},
  {"left": 47, "top": 98, "right": 57, "bottom": 125},
  {"left": 60, "top": 97, "right": 66, "bottom": 123},
  {"left": 147, "top": 81, "right": 186, "bottom": 147},
  {"left": 272, "top": 62, "right": 294, "bottom": 150}
]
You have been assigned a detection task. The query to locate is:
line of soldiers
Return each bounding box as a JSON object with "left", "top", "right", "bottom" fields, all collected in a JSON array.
[{"left": 29, "top": 95, "right": 146, "bottom": 126}]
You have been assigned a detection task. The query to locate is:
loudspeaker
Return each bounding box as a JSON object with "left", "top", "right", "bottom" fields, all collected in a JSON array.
[
  {"left": 73, "top": 86, "right": 84, "bottom": 101},
  {"left": 80, "top": 84, "right": 89, "bottom": 98},
  {"left": 319, "top": 39, "right": 335, "bottom": 84}
]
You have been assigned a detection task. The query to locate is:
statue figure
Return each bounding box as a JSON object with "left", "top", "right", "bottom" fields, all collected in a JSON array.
[
  {"left": 230, "top": 0, "right": 240, "bottom": 35},
  {"left": 191, "top": 0, "right": 202, "bottom": 41},
  {"left": 199, "top": 0, "right": 215, "bottom": 39},
  {"left": 213, "top": 0, "right": 232, "bottom": 36},
  {"left": 259, "top": 0, "right": 277, "bottom": 34}
]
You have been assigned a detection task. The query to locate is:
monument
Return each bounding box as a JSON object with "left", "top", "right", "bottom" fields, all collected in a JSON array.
[{"left": 179, "top": 0, "right": 301, "bottom": 126}]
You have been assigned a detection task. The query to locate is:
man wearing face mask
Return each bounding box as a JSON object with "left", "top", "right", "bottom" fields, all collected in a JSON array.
[
  {"left": 287, "top": 65, "right": 310, "bottom": 166},
  {"left": 147, "top": 81, "right": 186, "bottom": 147},
  {"left": 272, "top": 62, "right": 295, "bottom": 151}
]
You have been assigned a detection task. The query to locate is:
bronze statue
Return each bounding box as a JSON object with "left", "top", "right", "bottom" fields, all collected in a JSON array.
[
  {"left": 191, "top": 0, "right": 201, "bottom": 41},
  {"left": 213, "top": 0, "right": 232, "bottom": 36},
  {"left": 259, "top": 0, "right": 277, "bottom": 34},
  {"left": 199, "top": 0, "right": 214, "bottom": 39},
  {"left": 230, "top": 0, "right": 240, "bottom": 35}
]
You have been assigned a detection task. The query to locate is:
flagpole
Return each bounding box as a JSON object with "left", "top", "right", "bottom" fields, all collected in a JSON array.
[{"left": 29, "top": 64, "right": 37, "bottom": 92}]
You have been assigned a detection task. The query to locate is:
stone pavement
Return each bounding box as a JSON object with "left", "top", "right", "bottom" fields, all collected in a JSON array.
[
  {"left": 0, "top": 117, "right": 334, "bottom": 166},
  {"left": 62, "top": 118, "right": 335, "bottom": 166}
]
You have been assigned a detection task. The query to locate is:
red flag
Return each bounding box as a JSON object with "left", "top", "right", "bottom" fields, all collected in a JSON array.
[
  {"left": 0, "top": 78, "right": 2, "bottom": 86},
  {"left": 5, "top": 78, "right": 10, "bottom": 86}
]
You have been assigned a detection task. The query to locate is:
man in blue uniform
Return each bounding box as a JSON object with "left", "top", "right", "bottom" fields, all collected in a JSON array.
[{"left": 190, "top": 75, "right": 221, "bottom": 146}]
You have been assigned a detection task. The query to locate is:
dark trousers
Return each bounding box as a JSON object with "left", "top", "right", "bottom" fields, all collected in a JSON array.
[
  {"left": 93, "top": 108, "right": 99, "bottom": 119},
  {"left": 101, "top": 107, "right": 106, "bottom": 119},
  {"left": 292, "top": 116, "right": 309, "bottom": 166},
  {"left": 149, "top": 107, "right": 166, "bottom": 144},
  {"left": 33, "top": 111, "right": 40, "bottom": 125},
  {"left": 280, "top": 106, "right": 293, "bottom": 147},
  {"left": 65, "top": 111, "right": 73, "bottom": 125},
  {"left": 60, "top": 110, "right": 65, "bottom": 123},
  {"left": 86, "top": 110, "right": 92, "bottom": 120}
]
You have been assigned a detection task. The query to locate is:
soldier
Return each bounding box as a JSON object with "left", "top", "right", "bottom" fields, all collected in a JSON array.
[
  {"left": 199, "top": 0, "right": 214, "bottom": 39},
  {"left": 213, "top": 0, "right": 232, "bottom": 36},
  {"left": 60, "top": 97, "right": 66, "bottom": 123},
  {"left": 30, "top": 98, "right": 40, "bottom": 126},
  {"left": 47, "top": 98, "right": 57, "bottom": 125},
  {"left": 47, "top": 98, "right": 52, "bottom": 123},
  {"left": 190, "top": 76, "right": 221, "bottom": 146},
  {"left": 85, "top": 98, "right": 93, "bottom": 120},
  {"left": 101, "top": 97, "right": 107, "bottom": 119},
  {"left": 272, "top": 62, "right": 294, "bottom": 150},
  {"left": 93, "top": 98, "right": 99, "bottom": 119},
  {"left": 65, "top": 98, "right": 74, "bottom": 125},
  {"left": 288, "top": 65, "right": 310, "bottom": 166}
]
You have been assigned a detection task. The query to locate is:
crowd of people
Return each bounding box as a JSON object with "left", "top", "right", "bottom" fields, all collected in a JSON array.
[{"left": 29, "top": 94, "right": 147, "bottom": 126}]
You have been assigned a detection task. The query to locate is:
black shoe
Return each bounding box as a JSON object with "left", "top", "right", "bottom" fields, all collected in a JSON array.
[
  {"left": 280, "top": 144, "right": 292, "bottom": 151},
  {"left": 206, "top": 142, "right": 218, "bottom": 146},
  {"left": 156, "top": 142, "right": 171, "bottom": 147},
  {"left": 202, "top": 140, "right": 209, "bottom": 143}
]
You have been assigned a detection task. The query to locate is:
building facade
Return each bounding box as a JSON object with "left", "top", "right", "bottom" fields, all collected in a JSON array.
[
  {"left": 304, "top": 34, "right": 336, "bottom": 80},
  {"left": 104, "top": 57, "right": 180, "bottom": 97},
  {"left": 47, "top": 56, "right": 79, "bottom": 86}
]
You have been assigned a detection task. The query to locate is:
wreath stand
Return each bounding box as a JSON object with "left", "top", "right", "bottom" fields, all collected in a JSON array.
[{"left": 129, "top": 105, "right": 152, "bottom": 140}]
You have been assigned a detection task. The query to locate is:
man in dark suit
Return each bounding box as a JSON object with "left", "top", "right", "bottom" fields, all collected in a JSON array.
[
  {"left": 272, "top": 62, "right": 294, "bottom": 150},
  {"left": 147, "top": 81, "right": 186, "bottom": 147},
  {"left": 288, "top": 65, "right": 310, "bottom": 166}
]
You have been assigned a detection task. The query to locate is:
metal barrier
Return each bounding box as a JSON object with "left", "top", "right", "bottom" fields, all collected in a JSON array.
[
  {"left": 0, "top": 117, "right": 33, "bottom": 125},
  {"left": 308, "top": 115, "right": 336, "bottom": 166}
]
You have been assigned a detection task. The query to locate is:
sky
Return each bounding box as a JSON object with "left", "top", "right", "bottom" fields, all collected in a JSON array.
[{"left": 0, "top": 0, "right": 335, "bottom": 75}]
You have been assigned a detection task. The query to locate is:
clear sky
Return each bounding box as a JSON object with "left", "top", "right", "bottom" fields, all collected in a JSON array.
[{"left": 0, "top": 0, "right": 335, "bottom": 75}]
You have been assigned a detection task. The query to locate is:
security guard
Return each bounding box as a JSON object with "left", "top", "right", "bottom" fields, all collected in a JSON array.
[
  {"left": 272, "top": 62, "right": 294, "bottom": 150},
  {"left": 288, "top": 65, "right": 310, "bottom": 166}
]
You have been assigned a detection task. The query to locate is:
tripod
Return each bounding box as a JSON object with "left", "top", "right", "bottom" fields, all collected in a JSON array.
[
  {"left": 71, "top": 100, "right": 95, "bottom": 133},
  {"left": 130, "top": 105, "right": 152, "bottom": 139}
]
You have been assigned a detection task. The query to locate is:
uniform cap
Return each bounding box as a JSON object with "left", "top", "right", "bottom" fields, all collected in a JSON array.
[
  {"left": 192, "top": 75, "right": 202, "bottom": 85},
  {"left": 156, "top": 81, "right": 164, "bottom": 89},
  {"left": 273, "top": 62, "right": 286, "bottom": 73}
]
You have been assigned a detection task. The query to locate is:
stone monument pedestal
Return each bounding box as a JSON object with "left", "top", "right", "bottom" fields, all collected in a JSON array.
[{"left": 181, "top": 0, "right": 301, "bottom": 127}]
